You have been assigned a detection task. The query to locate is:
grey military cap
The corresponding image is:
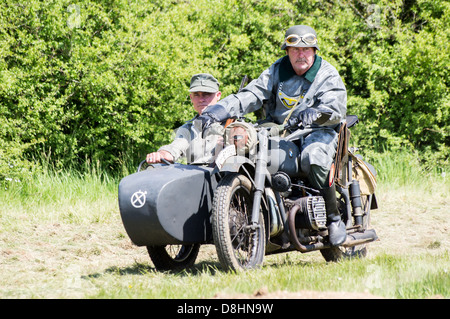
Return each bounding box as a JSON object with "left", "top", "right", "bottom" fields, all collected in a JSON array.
[{"left": 189, "top": 73, "right": 220, "bottom": 93}]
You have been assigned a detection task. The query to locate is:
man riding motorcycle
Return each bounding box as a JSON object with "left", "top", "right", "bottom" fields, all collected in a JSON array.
[{"left": 198, "top": 25, "right": 348, "bottom": 246}]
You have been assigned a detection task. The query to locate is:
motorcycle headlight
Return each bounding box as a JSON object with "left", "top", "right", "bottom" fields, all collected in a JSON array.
[{"left": 225, "top": 122, "right": 257, "bottom": 155}]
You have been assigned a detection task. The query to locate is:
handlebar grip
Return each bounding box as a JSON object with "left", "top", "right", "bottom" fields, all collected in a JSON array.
[
  {"left": 161, "top": 158, "right": 171, "bottom": 165},
  {"left": 138, "top": 158, "right": 172, "bottom": 172},
  {"left": 285, "top": 117, "right": 301, "bottom": 129}
]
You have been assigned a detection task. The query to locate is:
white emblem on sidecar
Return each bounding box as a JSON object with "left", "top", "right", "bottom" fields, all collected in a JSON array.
[{"left": 131, "top": 190, "right": 147, "bottom": 208}]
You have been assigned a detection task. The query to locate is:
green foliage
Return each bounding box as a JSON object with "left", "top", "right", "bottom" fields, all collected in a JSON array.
[
  {"left": 339, "top": 0, "right": 450, "bottom": 169},
  {"left": 0, "top": 0, "right": 448, "bottom": 180}
]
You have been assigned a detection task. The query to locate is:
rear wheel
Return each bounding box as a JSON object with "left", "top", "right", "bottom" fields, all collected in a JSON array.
[
  {"left": 147, "top": 244, "right": 200, "bottom": 271},
  {"left": 320, "top": 194, "right": 372, "bottom": 262},
  {"left": 212, "top": 173, "right": 265, "bottom": 272},
  {"left": 320, "top": 244, "right": 367, "bottom": 262}
]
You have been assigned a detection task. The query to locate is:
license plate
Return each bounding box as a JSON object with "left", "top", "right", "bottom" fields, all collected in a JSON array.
[{"left": 215, "top": 145, "right": 236, "bottom": 169}]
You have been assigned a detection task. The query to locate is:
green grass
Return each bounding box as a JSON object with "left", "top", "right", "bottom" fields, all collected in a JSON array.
[
  {"left": 1, "top": 163, "right": 119, "bottom": 225},
  {"left": 84, "top": 252, "right": 449, "bottom": 299},
  {"left": 367, "top": 149, "right": 448, "bottom": 187},
  {"left": 0, "top": 152, "right": 448, "bottom": 299}
]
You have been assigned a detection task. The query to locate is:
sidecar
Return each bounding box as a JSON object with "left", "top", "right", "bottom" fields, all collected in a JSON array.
[{"left": 118, "top": 163, "right": 218, "bottom": 246}]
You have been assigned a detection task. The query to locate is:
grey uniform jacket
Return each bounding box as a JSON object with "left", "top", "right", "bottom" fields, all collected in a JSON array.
[
  {"left": 206, "top": 54, "right": 347, "bottom": 174},
  {"left": 159, "top": 116, "right": 223, "bottom": 164}
]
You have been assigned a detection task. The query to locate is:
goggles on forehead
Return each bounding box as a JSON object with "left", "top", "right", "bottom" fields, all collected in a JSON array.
[{"left": 284, "top": 33, "right": 318, "bottom": 47}]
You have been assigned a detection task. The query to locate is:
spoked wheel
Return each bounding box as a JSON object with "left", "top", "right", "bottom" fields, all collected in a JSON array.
[
  {"left": 147, "top": 244, "right": 200, "bottom": 272},
  {"left": 212, "top": 173, "right": 265, "bottom": 272},
  {"left": 320, "top": 194, "right": 372, "bottom": 262}
]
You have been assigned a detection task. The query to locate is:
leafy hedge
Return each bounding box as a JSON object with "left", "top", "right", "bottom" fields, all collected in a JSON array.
[{"left": 1, "top": 0, "right": 448, "bottom": 181}]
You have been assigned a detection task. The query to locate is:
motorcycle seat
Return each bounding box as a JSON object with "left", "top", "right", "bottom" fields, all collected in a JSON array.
[{"left": 346, "top": 115, "right": 359, "bottom": 128}]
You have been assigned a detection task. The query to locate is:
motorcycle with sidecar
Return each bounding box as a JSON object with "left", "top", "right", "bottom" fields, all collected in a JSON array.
[{"left": 118, "top": 115, "right": 379, "bottom": 271}]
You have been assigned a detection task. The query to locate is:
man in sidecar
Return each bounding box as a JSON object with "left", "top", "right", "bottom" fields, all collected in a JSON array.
[
  {"left": 146, "top": 73, "right": 223, "bottom": 165},
  {"left": 197, "top": 25, "right": 348, "bottom": 246}
]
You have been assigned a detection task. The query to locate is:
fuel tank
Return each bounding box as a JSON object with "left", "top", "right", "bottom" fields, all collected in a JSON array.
[
  {"left": 118, "top": 164, "right": 217, "bottom": 246},
  {"left": 267, "top": 137, "right": 302, "bottom": 176}
]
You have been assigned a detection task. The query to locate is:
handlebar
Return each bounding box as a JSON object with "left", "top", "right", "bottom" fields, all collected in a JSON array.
[
  {"left": 137, "top": 158, "right": 172, "bottom": 172},
  {"left": 284, "top": 117, "right": 303, "bottom": 130}
]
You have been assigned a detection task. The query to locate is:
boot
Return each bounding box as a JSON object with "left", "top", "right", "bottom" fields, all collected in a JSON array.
[{"left": 320, "top": 183, "right": 347, "bottom": 246}]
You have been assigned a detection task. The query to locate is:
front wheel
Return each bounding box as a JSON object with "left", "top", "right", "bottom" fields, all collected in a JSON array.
[{"left": 212, "top": 173, "right": 265, "bottom": 272}]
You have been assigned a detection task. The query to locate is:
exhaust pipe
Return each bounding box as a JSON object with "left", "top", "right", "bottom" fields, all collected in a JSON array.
[
  {"left": 342, "top": 229, "right": 378, "bottom": 247},
  {"left": 288, "top": 204, "right": 328, "bottom": 253},
  {"left": 288, "top": 201, "right": 378, "bottom": 251}
]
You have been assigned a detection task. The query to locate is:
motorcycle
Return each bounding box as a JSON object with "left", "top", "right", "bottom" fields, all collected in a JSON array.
[{"left": 118, "top": 115, "right": 379, "bottom": 272}]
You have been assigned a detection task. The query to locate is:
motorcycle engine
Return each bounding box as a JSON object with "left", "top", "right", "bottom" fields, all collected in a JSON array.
[{"left": 292, "top": 196, "right": 327, "bottom": 231}]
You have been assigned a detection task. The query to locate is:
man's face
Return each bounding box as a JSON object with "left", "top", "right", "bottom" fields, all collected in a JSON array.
[
  {"left": 190, "top": 91, "right": 221, "bottom": 115},
  {"left": 287, "top": 47, "right": 315, "bottom": 76}
]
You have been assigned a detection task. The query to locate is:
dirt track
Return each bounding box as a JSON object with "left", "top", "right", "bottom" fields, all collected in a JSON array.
[{"left": 371, "top": 186, "right": 449, "bottom": 256}]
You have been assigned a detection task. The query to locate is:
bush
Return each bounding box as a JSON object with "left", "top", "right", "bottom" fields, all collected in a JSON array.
[{"left": 0, "top": 0, "right": 448, "bottom": 180}]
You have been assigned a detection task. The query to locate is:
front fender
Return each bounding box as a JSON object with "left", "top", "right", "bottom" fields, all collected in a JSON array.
[
  {"left": 220, "top": 155, "right": 255, "bottom": 173},
  {"left": 219, "top": 155, "right": 275, "bottom": 190}
]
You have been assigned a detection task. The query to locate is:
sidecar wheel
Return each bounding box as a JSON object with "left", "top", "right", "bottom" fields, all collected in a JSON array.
[
  {"left": 212, "top": 173, "right": 265, "bottom": 272},
  {"left": 147, "top": 244, "right": 200, "bottom": 272}
]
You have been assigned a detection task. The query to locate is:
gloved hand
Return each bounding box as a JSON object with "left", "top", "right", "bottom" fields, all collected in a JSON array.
[
  {"left": 197, "top": 104, "right": 230, "bottom": 136},
  {"left": 297, "top": 108, "right": 320, "bottom": 126}
]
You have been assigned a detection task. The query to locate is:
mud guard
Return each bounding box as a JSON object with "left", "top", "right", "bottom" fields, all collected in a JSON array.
[{"left": 218, "top": 155, "right": 255, "bottom": 173}]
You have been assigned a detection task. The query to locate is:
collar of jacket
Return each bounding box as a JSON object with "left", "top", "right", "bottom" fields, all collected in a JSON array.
[{"left": 279, "top": 54, "right": 322, "bottom": 83}]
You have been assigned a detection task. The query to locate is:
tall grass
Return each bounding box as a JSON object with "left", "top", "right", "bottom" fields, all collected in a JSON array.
[
  {"left": 364, "top": 150, "right": 448, "bottom": 196},
  {"left": 1, "top": 159, "right": 119, "bottom": 226}
]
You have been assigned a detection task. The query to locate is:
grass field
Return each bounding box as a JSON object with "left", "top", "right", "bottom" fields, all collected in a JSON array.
[{"left": 0, "top": 153, "right": 448, "bottom": 299}]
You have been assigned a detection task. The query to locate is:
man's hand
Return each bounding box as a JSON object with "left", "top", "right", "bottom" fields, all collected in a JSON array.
[
  {"left": 197, "top": 104, "right": 231, "bottom": 136},
  {"left": 146, "top": 150, "right": 174, "bottom": 164}
]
